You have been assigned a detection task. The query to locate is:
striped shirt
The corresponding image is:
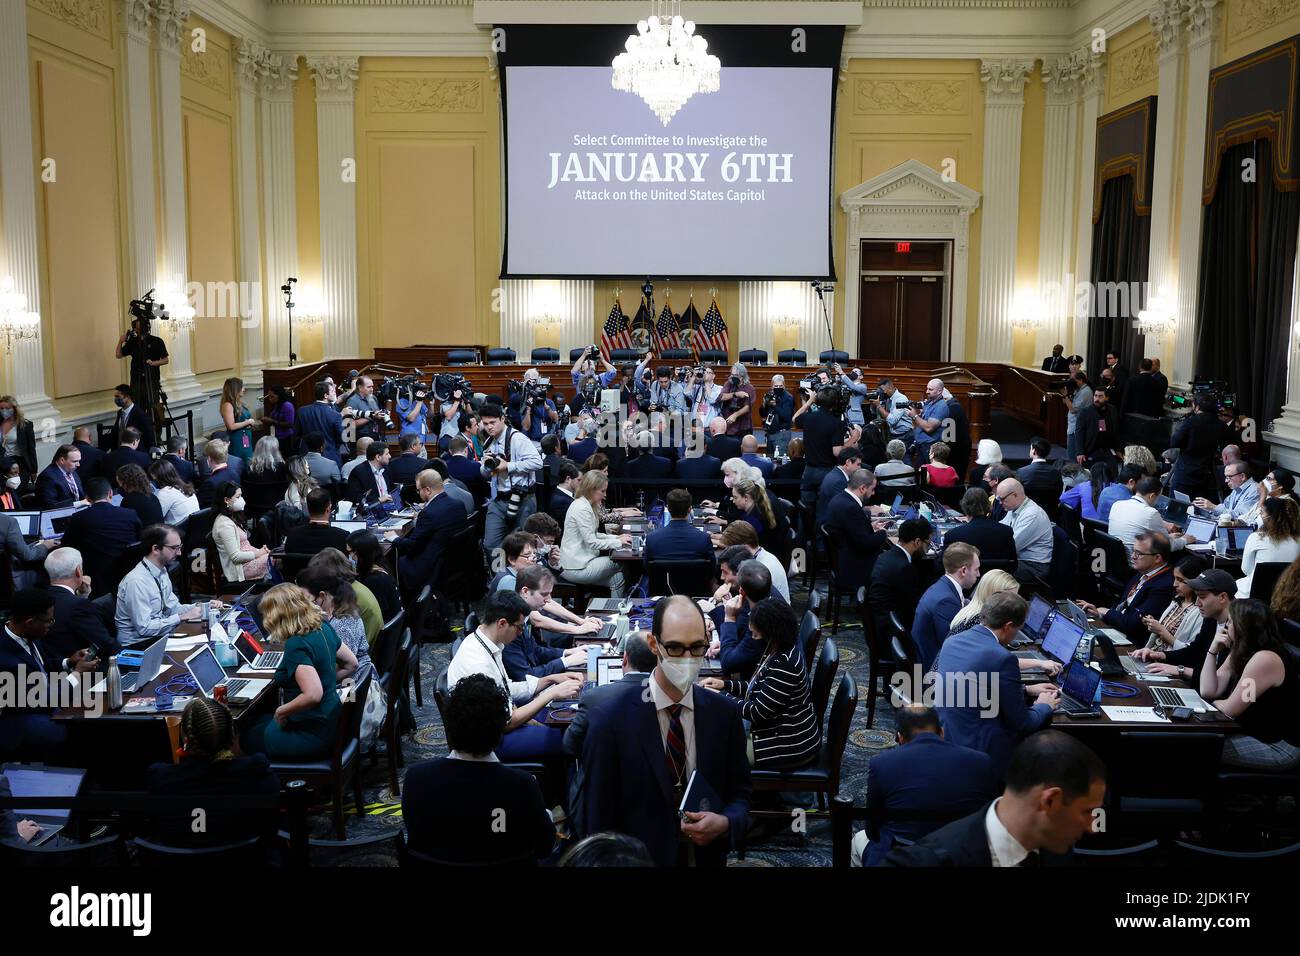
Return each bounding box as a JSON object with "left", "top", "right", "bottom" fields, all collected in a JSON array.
[{"left": 723, "top": 646, "right": 821, "bottom": 768}]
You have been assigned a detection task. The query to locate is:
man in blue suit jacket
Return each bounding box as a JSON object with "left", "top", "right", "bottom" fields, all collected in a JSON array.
[
  {"left": 393, "top": 471, "right": 466, "bottom": 597},
  {"left": 860, "top": 705, "right": 996, "bottom": 865},
  {"left": 61, "top": 478, "right": 143, "bottom": 599},
  {"left": 911, "top": 542, "right": 981, "bottom": 671},
  {"left": 1075, "top": 531, "right": 1176, "bottom": 643},
  {"left": 102, "top": 428, "right": 152, "bottom": 488},
  {"left": 823, "top": 470, "right": 889, "bottom": 598},
  {"left": 675, "top": 452, "right": 722, "bottom": 481},
  {"left": 625, "top": 441, "right": 673, "bottom": 481},
  {"left": 295, "top": 382, "right": 346, "bottom": 464},
  {"left": 35, "top": 445, "right": 86, "bottom": 509},
  {"left": 445, "top": 436, "right": 488, "bottom": 508},
  {"left": 577, "top": 596, "right": 750, "bottom": 866},
  {"left": 71, "top": 428, "right": 106, "bottom": 483},
  {"left": 815, "top": 447, "right": 862, "bottom": 528},
  {"left": 931, "top": 591, "right": 1058, "bottom": 776},
  {"left": 644, "top": 489, "right": 714, "bottom": 566},
  {"left": 385, "top": 434, "right": 431, "bottom": 491},
  {"left": 740, "top": 436, "right": 774, "bottom": 478}
]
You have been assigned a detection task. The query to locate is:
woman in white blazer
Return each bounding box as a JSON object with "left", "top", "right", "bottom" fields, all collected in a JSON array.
[
  {"left": 560, "top": 470, "right": 631, "bottom": 597},
  {"left": 1237, "top": 498, "right": 1300, "bottom": 598},
  {"left": 211, "top": 482, "right": 271, "bottom": 583}
]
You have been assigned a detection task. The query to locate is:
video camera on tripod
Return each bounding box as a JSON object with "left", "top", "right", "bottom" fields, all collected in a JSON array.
[
  {"left": 127, "top": 289, "right": 168, "bottom": 335},
  {"left": 377, "top": 373, "right": 427, "bottom": 405}
]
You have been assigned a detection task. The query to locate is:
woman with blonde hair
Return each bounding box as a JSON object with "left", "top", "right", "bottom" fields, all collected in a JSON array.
[
  {"left": 219, "top": 376, "right": 255, "bottom": 463},
  {"left": 284, "top": 456, "right": 318, "bottom": 511},
  {"left": 731, "top": 476, "right": 780, "bottom": 549},
  {"left": 0, "top": 394, "right": 37, "bottom": 478},
  {"left": 1123, "top": 444, "right": 1159, "bottom": 477},
  {"left": 703, "top": 457, "right": 759, "bottom": 524},
  {"left": 240, "top": 583, "right": 358, "bottom": 761},
  {"left": 946, "top": 570, "right": 1060, "bottom": 676},
  {"left": 560, "top": 470, "right": 631, "bottom": 597}
]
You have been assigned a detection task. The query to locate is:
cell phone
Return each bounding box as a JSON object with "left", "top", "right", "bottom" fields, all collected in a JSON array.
[{"left": 1170, "top": 706, "right": 1194, "bottom": 721}]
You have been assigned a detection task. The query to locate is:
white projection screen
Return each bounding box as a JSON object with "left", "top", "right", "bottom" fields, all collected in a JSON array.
[{"left": 498, "top": 25, "right": 843, "bottom": 280}]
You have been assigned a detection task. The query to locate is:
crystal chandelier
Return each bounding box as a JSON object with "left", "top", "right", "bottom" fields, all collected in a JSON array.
[
  {"left": 1133, "top": 289, "right": 1175, "bottom": 339},
  {"left": 0, "top": 277, "right": 40, "bottom": 354},
  {"left": 612, "top": 1, "right": 720, "bottom": 126}
]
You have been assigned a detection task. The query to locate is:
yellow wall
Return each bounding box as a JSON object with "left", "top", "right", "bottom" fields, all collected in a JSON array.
[
  {"left": 355, "top": 56, "right": 500, "bottom": 353},
  {"left": 834, "top": 58, "right": 986, "bottom": 359},
  {"left": 26, "top": 0, "right": 132, "bottom": 405},
  {"left": 293, "top": 61, "right": 324, "bottom": 363}
]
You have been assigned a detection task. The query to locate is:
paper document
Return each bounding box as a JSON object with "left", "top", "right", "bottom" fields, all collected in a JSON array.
[{"left": 1101, "top": 706, "right": 1170, "bottom": 723}]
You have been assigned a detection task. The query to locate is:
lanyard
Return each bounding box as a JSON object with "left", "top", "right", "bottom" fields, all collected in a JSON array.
[{"left": 473, "top": 633, "right": 514, "bottom": 712}]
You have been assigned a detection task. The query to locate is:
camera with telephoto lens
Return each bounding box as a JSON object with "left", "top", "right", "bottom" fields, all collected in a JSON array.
[{"left": 762, "top": 388, "right": 784, "bottom": 431}]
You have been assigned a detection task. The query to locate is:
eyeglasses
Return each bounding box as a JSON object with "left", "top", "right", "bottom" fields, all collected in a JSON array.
[
  {"left": 1131, "top": 549, "right": 1155, "bottom": 557},
  {"left": 660, "top": 641, "right": 710, "bottom": 658}
]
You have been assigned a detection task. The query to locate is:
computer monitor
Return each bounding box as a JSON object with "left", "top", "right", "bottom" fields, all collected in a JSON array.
[
  {"left": 1041, "top": 614, "right": 1085, "bottom": 664},
  {"left": 1022, "top": 594, "right": 1054, "bottom": 643},
  {"left": 7, "top": 511, "right": 40, "bottom": 537}
]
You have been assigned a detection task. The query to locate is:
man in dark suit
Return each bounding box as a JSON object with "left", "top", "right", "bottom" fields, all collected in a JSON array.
[
  {"left": 1041, "top": 344, "right": 1069, "bottom": 373},
  {"left": 393, "top": 470, "right": 467, "bottom": 599},
  {"left": 0, "top": 589, "right": 95, "bottom": 762},
  {"left": 675, "top": 450, "right": 722, "bottom": 481},
  {"left": 644, "top": 488, "right": 714, "bottom": 565},
  {"left": 35, "top": 444, "right": 87, "bottom": 509},
  {"left": 446, "top": 436, "right": 489, "bottom": 508},
  {"left": 294, "top": 381, "right": 346, "bottom": 464},
  {"left": 823, "top": 469, "right": 890, "bottom": 600},
  {"left": 911, "top": 542, "right": 980, "bottom": 671},
  {"left": 1122, "top": 358, "right": 1167, "bottom": 418},
  {"left": 41, "top": 546, "right": 119, "bottom": 657},
  {"left": 283, "top": 488, "right": 350, "bottom": 559},
  {"left": 1104, "top": 350, "right": 1129, "bottom": 409},
  {"left": 1074, "top": 387, "right": 1121, "bottom": 465},
  {"left": 714, "top": 551, "right": 781, "bottom": 678},
  {"left": 625, "top": 433, "right": 673, "bottom": 481},
  {"left": 1015, "top": 437, "right": 1062, "bottom": 500},
  {"left": 868, "top": 516, "right": 933, "bottom": 636},
  {"left": 0, "top": 510, "right": 56, "bottom": 592},
  {"left": 859, "top": 705, "right": 996, "bottom": 866},
  {"left": 884, "top": 730, "right": 1107, "bottom": 867},
  {"left": 102, "top": 427, "right": 152, "bottom": 488},
  {"left": 566, "top": 434, "right": 598, "bottom": 466},
  {"left": 739, "top": 435, "right": 773, "bottom": 478},
  {"left": 816, "top": 447, "right": 863, "bottom": 529},
  {"left": 347, "top": 441, "right": 394, "bottom": 507},
  {"left": 402, "top": 674, "right": 556, "bottom": 864},
  {"left": 385, "top": 434, "right": 428, "bottom": 490},
  {"left": 930, "top": 592, "right": 1058, "bottom": 776},
  {"left": 547, "top": 461, "right": 580, "bottom": 529},
  {"left": 70, "top": 426, "right": 106, "bottom": 483},
  {"left": 577, "top": 595, "right": 751, "bottom": 867},
  {"left": 943, "top": 487, "right": 1018, "bottom": 568},
  {"left": 704, "top": 417, "right": 741, "bottom": 463},
  {"left": 1075, "top": 530, "right": 1176, "bottom": 642},
  {"left": 62, "top": 477, "right": 143, "bottom": 598},
  {"left": 108, "top": 383, "right": 156, "bottom": 450},
  {"left": 1169, "top": 393, "right": 1234, "bottom": 501},
  {"left": 944, "top": 395, "right": 972, "bottom": 483},
  {"left": 163, "top": 436, "right": 196, "bottom": 485}
]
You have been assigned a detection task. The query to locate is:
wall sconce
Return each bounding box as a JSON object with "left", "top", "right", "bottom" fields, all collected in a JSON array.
[
  {"left": 294, "top": 287, "right": 324, "bottom": 332},
  {"left": 1134, "top": 288, "right": 1175, "bottom": 342},
  {"left": 1010, "top": 290, "right": 1044, "bottom": 334},
  {"left": 0, "top": 277, "right": 40, "bottom": 354}
]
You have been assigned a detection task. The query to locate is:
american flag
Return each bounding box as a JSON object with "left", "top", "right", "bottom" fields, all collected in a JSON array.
[
  {"left": 700, "top": 298, "right": 729, "bottom": 357},
  {"left": 679, "top": 299, "right": 702, "bottom": 357},
  {"left": 600, "top": 299, "right": 633, "bottom": 356},
  {"left": 655, "top": 301, "right": 681, "bottom": 351}
]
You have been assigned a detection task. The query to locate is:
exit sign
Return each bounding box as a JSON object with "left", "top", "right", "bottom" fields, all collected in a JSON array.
[{"left": 895, "top": 242, "right": 911, "bottom": 253}]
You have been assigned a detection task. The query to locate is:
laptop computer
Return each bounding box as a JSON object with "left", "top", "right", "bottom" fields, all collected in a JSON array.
[
  {"left": 1016, "top": 611, "right": 1086, "bottom": 666},
  {"left": 596, "top": 657, "right": 624, "bottom": 686},
  {"left": 588, "top": 597, "right": 634, "bottom": 613},
  {"left": 1184, "top": 514, "right": 1218, "bottom": 545},
  {"left": 1172, "top": 490, "right": 1191, "bottom": 504},
  {"left": 1216, "top": 525, "right": 1252, "bottom": 558},
  {"left": 1150, "top": 684, "right": 1213, "bottom": 714},
  {"left": 1155, "top": 496, "right": 1190, "bottom": 528},
  {"left": 8, "top": 511, "right": 40, "bottom": 538},
  {"left": 232, "top": 629, "right": 282, "bottom": 671},
  {"left": 0, "top": 764, "right": 86, "bottom": 846},
  {"left": 1017, "top": 594, "right": 1056, "bottom": 645},
  {"left": 1092, "top": 632, "right": 1149, "bottom": 677},
  {"left": 39, "top": 505, "right": 79, "bottom": 540},
  {"left": 1056, "top": 599, "right": 1132, "bottom": 646},
  {"left": 330, "top": 520, "right": 368, "bottom": 534},
  {"left": 184, "top": 645, "right": 271, "bottom": 703},
  {"left": 1056, "top": 661, "right": 1102, "bottom": 716}
]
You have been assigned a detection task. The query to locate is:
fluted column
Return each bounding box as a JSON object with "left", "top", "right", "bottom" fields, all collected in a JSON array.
[
  {"left": 1173, "top": 0, "right": 1219, "bottom": 386},
  {"left": 1145, "top": 0, "right": 1185, "bottom": 368},
  {"left": 976, "top": 58, "right": 1034, "bottom": 361},
  {"left": 120, "top": 0, "right": 159, "bottom": 324},
  {"left": 307, "top": 56, "right": 360, "bottom": 359},
  {"left": 235, "top": 38, "right": 267, "bottom": 387},
  {"left": 1263, "top": 218, "right": 1300, "bottom": 469},
  {"left": 500, "top": 280, "right": 595, "bottom": 361},
  {"left": 1072, "top": 50, "right": 1106, "bottom": 357},
  {"left": 154, "top": 0, "right": 202, "bottom": 402},
  {"left": 1037, "top": 53, "right": 1084, "bottom": 359},
  {"left": 261, "top": 55, "right": 298, "bottom": 368},
  {"left": 0, "top": 0, "right": 58, "bottom": 444},
  {"left": 738, "top": 282, "right": 833, "bottom": 362}
]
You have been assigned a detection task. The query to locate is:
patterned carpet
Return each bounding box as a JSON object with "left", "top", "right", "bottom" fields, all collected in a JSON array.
[{"left": 312, "top": 576, "right": 893, "bottom": 866}]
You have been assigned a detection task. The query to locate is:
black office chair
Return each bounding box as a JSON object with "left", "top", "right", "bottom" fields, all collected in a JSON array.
[
  {"left": 1111, "top": 731, "right": 1225, "bottom": 838},
  {"left": 819, "top": 350, "right": 849, "bottom": 366},
  {"left": 739, "top": 348, "right": 768, "bottom": 365},
  {"left": 810, "top": 636, "right": 839, "bottom": 726},
  {"left": 531, "top": 347, "right": 560, "bottom": 363},
  {"left": 1173, "top": 839, "right": 1300, "bottom": 866},
  {"left": 1057, "top": 501, "right": 1084, "bottom": 548},
  {"left": 660, "top": 348, "right": 691, "bottom": 361},
  {"left": 1282, "top": 618, "right": 1300, "bottom": 648},
  {"left": 569, "top": 347, "right": 589, "bottom": 362},
  {"left": 778, "top": 349, "right": 807, "bottom": 365},
  {"left": 610, "top": 348, "right": 642, "bottom": 364},
  {"left": 698, "top": 349, "right": 728, "bottom": 364},
  {"left": 1083, "top": 526, "right": 1131, "bottom": 604},
  {"left": 1249, "top": 561, "right": 1291, "bottom": 603},
  {"left": 370, "top": 628, "right": 410, "bottom": 796},
  {"left": 887, "top": 611, "right": 921, "bottom": 703},
  {"left": 446, "top": 349, "right": 478, "bottom": 366},
  {"left": 647, "top": 558, "right": 715, "bottom": 597},
  {"left": 433, "top": 668, "right": 450, "bottom": 723},
  {"left": 132, "top": 835, "right": 265, "bottom": 867},
  {"left": 797, "top": 610, "right": 821, "bottom": 669},
  {"left": 486, "top": 347, "right": 516, "bottom": 365}
]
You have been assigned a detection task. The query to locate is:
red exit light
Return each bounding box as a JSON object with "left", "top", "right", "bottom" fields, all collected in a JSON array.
[{"left": 895, "top": 242, "right": 911, "bottom": 253}]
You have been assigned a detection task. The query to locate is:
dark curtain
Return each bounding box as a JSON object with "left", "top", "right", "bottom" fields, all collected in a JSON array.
[
  {"left": 1086, "top": 175, "right": 1150, "bottom": 379},
  {"left": 1194, "top": 139, "right": 1300, "bottom": 432}
]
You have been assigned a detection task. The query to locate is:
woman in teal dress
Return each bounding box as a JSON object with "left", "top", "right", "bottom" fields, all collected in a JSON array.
[
  {"left": 220, "top": 376, "right": 256, "bottom": 463},
  {"left": 241, "top": 583, "right": 358, "bottom": 761}
]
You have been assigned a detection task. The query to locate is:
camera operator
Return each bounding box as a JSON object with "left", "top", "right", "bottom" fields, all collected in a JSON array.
[
  {"left": 907, "top": 378, "right": 951, "bottom": 466},
  {"left": 762, "top": 375, "right": 795, "bottom": 457},
  {"left": 684, "top": 365, "right": 722, "bottom": 431},
  {"left": 344, "top": 376, "right": 386, "bottom": 442},
  {"left": 570, "top": 346, "right": 618, "bottom": 413},
  {"left": 479, "top": 402, "right": 544, "bottom": 552},
  {"left": 871, "top": 377, "right": 913, "bottom": 442},
  {"left": 511, "top": 369, "right": 559, "bottom": 442},
  {"left": 396, "top": 379, "right": 435, "bottom": 445},
  {"left": 794, "top": 385, "right": 863, "bottom": 508},
  {"left": 438, "top": 378, "right": 472, "bottom": 446},
  {"left": 116, "top": 313, "right": 169, "bottom": 418},
  {"left": 719, "top": 363, "right": 757, "bottom": 438},
  {"left": 832, "top": 364, "right": 870, "bottom": 426}
]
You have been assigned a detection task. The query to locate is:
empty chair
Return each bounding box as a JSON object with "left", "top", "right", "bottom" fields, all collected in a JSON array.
[
  {"left": 819, "top": 350, "right": 849, "bottom": 365},
  {"left": 610, "top": 348, "right": 641, "bottom": 364},
  {"left": 698, "top": 349, "right": 728, "bottom": 364},
  {"left": 660, "top": 348, "right": 691, "bottom": 361},
  {"left": 487, "top": 347, "right": 516, "bottom": 365},
  {"left": 530, "top": 347, "right": 560, "bottom": 363},
  {"left": 778, "top": 349, "right": 807, "bottom": 365},
  {"left": 446, "top": 349, "right": 478, "bottom": 366},
  {"left": 739, "top": 348, "right": 768, "bottom": 365},
  {"left": 569, "top": 347, "right": 589, "bottom": 362}
]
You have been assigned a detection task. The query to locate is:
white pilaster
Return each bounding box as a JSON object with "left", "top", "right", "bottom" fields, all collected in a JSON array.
[
  {"left": 499, "top": 279, "right": 595, "bottom": 362},
  {"left": 1263, "top": 218, "right": 1300, "bottom": 469},
  {"left": 1172, "top": 0, "right": 1219, "bottom": 387},
  {"left": 154, "top": 0, "right": 202, "bottom": 402},
  {"left": 121, "top": 1, "right": 159, "bottom": 324},
  {"left": 1145, "top": 0, "right": 1185, "bottom": 367},
  {"left": 260, "top": 55, "right": 298, "bottom": 368},
  {"left": 976, "top": 57, "right": 1034, "bottom": 362},
  {"left": 737, "top": 282, "right": 833, "bottom": 361},
  {"left": 235, "top": 38, "right": 267, "bottom": 388},
  {"left": 0, "top": 0, "right": 58, "bottom": 450},
  {"left": 307, "top": 56, "right": 360, "bottom": 359},
  {"left": 1037, "top": 52, "right": 1084, "bottom": 359},
  {"left": 1072, "top": 49, "right": 1106, "bottom": 358}
]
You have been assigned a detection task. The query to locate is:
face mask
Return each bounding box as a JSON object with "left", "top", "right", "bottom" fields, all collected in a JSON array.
[
  {"left": 113, "top": 397, "right": 124, "bottom": 408},
  {"left": 0, "top": 410, "right": 11, "bottom": 421},
  {"left": 229, "top": 499, "right": 245, "bottom": 512},
  {"left": 1264, "top": 479, "right": 1276, "bottom": 494},
  {"left": 5, "top": 476, "right": 20, "bottom": 490},
  {"left": 659, "top": 653, "right": 703, "bottom": 694}
]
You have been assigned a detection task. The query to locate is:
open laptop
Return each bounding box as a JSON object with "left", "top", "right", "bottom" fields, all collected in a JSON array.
[
  {"left": 1216, "top": 525, "right": 1252, "bottom": 558},
  {"left": 1184, "top": 514, "right": 1218, "bottom": 547},
  {"left": 1150, "top": 684, "right": 1214, "bottom": 714},
  {"left": 184, "top": 645, "right": 270, "bottom": 703},
  {"left": 0, "top": 764, "right": 86, "bottom": 846},
  {"left": 1056, "top": 599, "right": 1132, "bottom": 646},
  {"left": 8, "top": 511, "right": 40, "bottom": 539},
  {"left": 1016, "top": 594, "right": 1056, "bottom": 645},
  {"left": 1172, "top": 490, "right": 1191, "bottom": 504},
  {"left": 330, "top": 519, "right": 367, "bottom": 534},
  {"left": 1056, "top": 661, "right": 1102, "bottom": 716},
  {"left": 596, "top": 657, "right": 624, "bottom": 686},
  {"left": 117, "top": 634, "right": 169, "bottom": 693},
  {"left": 1155, "top": 495, "right": 1190, "bottom": 528},
  {"left": 232, "top": 629, "right": 282, "bottom": 671},
  {"left": 1016, "top": 611, "right": 1086, "bottom": 667},
  {"left": 1092, "top": 632, "right": 1149, "bottom": 677},
  {"left": 588, "top": 597, "right": 634, "bottom": 613},
  {"left": 39, "top": 505, "right": 79, "bottom": 541}
]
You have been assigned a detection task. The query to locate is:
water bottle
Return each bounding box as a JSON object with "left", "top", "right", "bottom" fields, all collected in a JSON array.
[
  {"left": 106, "top": 655, "right": 123, "bottom": 710},
  {"left": 637, "top": 490, "right": 645, "bottom": 515},
  {"left": 586, "top": 645, "right": 599, "bottom": 683}
]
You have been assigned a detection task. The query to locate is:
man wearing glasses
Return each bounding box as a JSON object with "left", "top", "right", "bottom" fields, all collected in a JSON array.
[
  {"left": 1193, "top": 460, "right": 1259, "bottom": 522},
  {"left": 577, "top": 594, "right": 751, "bottom": 866},
  {"left": 1075, "top": 531, "right": 1175, "bottom": 643},
  {"left": 114, "top": 523, "right": 221, "bottom": 646},
  {"left": 995, "top": 478, "right": 1054, "bottom": 585}
]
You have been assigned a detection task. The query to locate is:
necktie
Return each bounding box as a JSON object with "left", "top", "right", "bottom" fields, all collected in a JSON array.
[
  {"left": 665, "top": 703, "right": 687, "bottom": 788},
  {"left": 65, "top": 470, "right": 77, "bottom": 496}
]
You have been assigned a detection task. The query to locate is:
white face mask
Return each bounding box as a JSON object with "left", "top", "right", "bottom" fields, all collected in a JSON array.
[
  {"left": 659, "top": 653, "right": 703, "bottom": 694},
  {"left": 5, "top": 476, "right": 19, "bottom": 490},
  {"left": 1264, "top": 479, "right": 1276, "bottom": 494},
  {"left": 229, "top": 498, "right": 245, "bottom": 512}
]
